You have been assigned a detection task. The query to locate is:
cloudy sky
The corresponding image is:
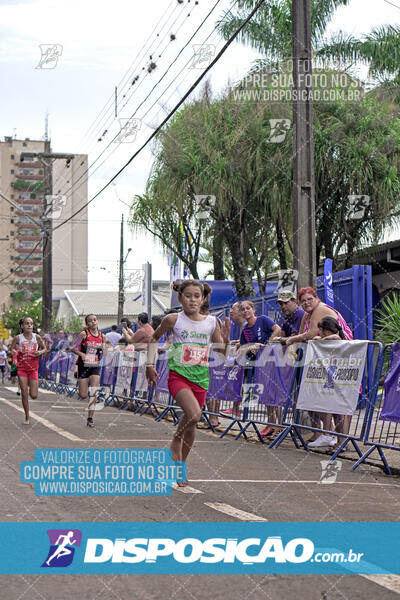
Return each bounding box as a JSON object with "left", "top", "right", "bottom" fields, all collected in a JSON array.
[{"left": 0, "top": 0, "right": 399, "bottom": 289}]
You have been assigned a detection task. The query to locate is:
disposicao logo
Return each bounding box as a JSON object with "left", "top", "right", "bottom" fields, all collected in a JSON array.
[
  {"left": 41, "top": 529, "right": 82, "bottom": 567},
  {"left": 83, "top": 536, "right": 314, "bottom": 564}
]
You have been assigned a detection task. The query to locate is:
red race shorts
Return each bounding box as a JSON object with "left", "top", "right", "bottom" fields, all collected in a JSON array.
[
  {"left": 18, "top": 369, "right": 38, "bottom": 381},
  {"left": 168, "top": 370, "right": 207, "bottom": 407}
]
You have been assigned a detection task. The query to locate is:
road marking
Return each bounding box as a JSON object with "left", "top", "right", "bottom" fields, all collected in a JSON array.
[
  {"left": 362, "top": 575, "right": 400, "bottom": 594},
  {"left": 204, "top": 502, "right": 267, "bottom": 521},
  {"left": 0, "top": 396, "right": 82, "bottom": 441},
  {"left": 191, "top": 479, "right": 400, "bottom": 488},
  {"left": 172, "top": 483, "right": 204, "bottom": 494},
  {"left": 76, "top": 439, "right": 221, "bottom": 443}
]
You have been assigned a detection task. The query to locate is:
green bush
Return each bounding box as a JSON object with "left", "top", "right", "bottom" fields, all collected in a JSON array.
[{"left": 376, "top": 294, "right": 400, "bottom": 345}]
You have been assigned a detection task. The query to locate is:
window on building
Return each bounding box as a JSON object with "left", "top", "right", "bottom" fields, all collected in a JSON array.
[
  {"left": 10, "top": 169, "right": 14, "bottom": 174},
  {"left": 10, "top": 231, "right": 14, "bottom": 236},
  {"left": 19, "top": 241, "right": 35, "bottom": 248},
  {"left": 10, "top": 155, "right": 14, "bottom": 160}
]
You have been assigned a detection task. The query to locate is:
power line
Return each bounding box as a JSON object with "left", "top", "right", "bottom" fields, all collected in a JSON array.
[
  {"left": 53, "top": 0, "right": 266, "bottom": 233},
  {"left": 382, "top": 0, "right": 400, "bottom": 9},
  {"left": 48, "top": 0, "right": 228, "bottom": 222},
  {"left": 83, "top": 4, "right": 188, "bottom": 149}
]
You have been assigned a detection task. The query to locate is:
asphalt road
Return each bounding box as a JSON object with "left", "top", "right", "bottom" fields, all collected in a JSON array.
[{"left": 0, "top": 384, "right": 399, "bottom": 599}]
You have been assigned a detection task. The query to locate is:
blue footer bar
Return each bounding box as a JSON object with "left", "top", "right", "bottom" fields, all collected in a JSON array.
[{"left": 0, "top": 522, "right": 399, "bottom": 574}]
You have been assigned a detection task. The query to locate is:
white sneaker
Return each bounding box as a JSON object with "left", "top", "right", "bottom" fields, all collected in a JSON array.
[{"left": 308, "top": 435, "right": 337, "bottom": 448}]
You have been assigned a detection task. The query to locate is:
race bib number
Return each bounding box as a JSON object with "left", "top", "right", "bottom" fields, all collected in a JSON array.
[
  {"left": 180, "top": 344, "right": 209, "bottom": 366},
  {"left": 84, "top": 347, "right": 98, "bottom": 366},
  {"left": 21, "top": 341, "right": 37, "bottom": 357}
]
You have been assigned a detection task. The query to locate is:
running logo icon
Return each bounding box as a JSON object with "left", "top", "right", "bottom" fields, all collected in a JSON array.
[
  {"left": 323, "top": 365, "right": 337, "bottom": 389},
  {"left": 42, "top": 529, "right": 82, "bottom": 567}
]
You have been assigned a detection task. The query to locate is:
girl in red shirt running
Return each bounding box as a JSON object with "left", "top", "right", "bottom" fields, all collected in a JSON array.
[
  {"left": 70, "top": 314, "right": 110, "bottom": 428},
  {"left": 10, "top": 317, "right": 46, "bottom": 424},
  {"left": 146, "top": 280, "right": 230, "bottom": 486}
]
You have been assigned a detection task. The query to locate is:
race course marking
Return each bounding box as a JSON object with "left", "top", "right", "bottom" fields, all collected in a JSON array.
[
  {"left": 0, "top": 396, "right": 82, "bottom": 441},
  {"left": 362, "top": 575, "right": 400, "bottom": 594},
  {"left": 204, "top": 502, "right": 268, "bottom": 521},
  {"left": 172, "top": 483, "right": 204, "bottom": 494}
]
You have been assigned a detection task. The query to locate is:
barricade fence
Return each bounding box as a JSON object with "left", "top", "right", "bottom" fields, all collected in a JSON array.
[
  {"left": 353, "top": 343, "right": 400, "bottom": 474},
  {"left": 36, "top": 336, "right": 397, "bottom": 472}
]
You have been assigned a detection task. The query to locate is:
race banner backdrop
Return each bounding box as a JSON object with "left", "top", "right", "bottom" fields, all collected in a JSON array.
[
  {"left": 381, "top": 343, "right": 400, "bottom": 423},
  {"left": 296, "top": 340, "right": 367, "bottom": 415}
]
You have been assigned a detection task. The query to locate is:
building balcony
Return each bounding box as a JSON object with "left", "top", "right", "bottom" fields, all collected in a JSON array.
[
  {"left": 15, "top": 162, "right": 42, "bottom": 168},
  {"left": 16, "top": 198, "right": 43, "bottom": 205},
  {"left": 15, "top": 271, "right": 42, "bottom": 278},
  {"left": 16, "top": 235, "right": 42, "bottom": 241},
  {"left": 15, "top": 211, "right": 43, "bottom": 218},
  {"left": 14, "top": 174, "right": 44, "bottom": 181},
  {"left": 16, "top": 248, "right": 42, "bottom": 255}
]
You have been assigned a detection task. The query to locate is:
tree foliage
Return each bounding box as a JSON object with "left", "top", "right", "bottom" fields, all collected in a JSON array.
[
  {"left": 376, "top": 294, "right": 400, "bottom": 345},
  {"left": 130, "top": 72, "right": 400, "bottom": 293},
  {"left": 2, "top": 301, "right": 43, "bottom": 336}
]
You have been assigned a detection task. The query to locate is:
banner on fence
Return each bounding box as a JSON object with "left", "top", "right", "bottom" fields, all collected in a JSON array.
[
  {"left": 253, "top": 345, "right": 295, "bottom": 406},
  {"left": 296, "top": 340, "right": 367, "bottom": 415},
  {"left": 134, "top": 351, "right": 148, "bottom": 399},
  {"left": 207, "top": 354, "right": 244, "bottom": 402},
  {"left": 381, "top": 343, "right": 400, "bottom": 423},
  {"left": 114, "top": 349, "right": 135, "bottom": 397}
]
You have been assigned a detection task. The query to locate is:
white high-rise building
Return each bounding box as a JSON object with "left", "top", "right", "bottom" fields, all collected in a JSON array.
[{"left": 0, "top": 136, "right": 88, "bottom": 310}]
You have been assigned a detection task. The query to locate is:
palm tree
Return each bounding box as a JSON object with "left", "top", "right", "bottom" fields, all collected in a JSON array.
[{"left": 217, "top": 0, "right": 400, "bottom": 83}]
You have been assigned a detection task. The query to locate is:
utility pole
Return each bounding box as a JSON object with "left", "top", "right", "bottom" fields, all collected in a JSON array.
[
  {"left": 292, "top": 0, "right": 316, "bottom": 289},
  {"left": 20, "top": 148, "right": 75, "bottom": 331},
  {"left": 117, "top": 215, "right": 124, "bottom": 323},
  {"left": 117, "top": 214, "right": 131, "bottom": 322}
]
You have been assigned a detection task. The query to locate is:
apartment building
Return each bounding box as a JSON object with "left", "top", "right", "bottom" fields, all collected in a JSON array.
[{"left": 0, "top": 136, "right": 88, "bottom": 309}]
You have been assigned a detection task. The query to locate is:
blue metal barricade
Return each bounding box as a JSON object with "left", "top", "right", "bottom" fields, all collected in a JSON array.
[
  {"left": 353, "top": 343, "right": 399, "bottom": 475},
  {"left": 270, "top": 341, "right": 383, "bottom": 462}
]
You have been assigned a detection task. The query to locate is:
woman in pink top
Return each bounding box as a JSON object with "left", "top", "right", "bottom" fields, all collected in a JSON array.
[
  {"left": 284, "top": 287, "right": 353, "bottom": 445},
  {"left": 284, "top": 287, "right": 353, "bottom": 346}
]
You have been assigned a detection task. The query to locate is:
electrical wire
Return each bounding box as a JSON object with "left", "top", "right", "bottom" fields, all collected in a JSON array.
[
  {"left": 53, "top": 0, "right": 266, "bottom": 233},
  {"left": 82, "top": 1, "right": 187, "bottom": 150},
  {"left": 47, "top": 0, "right": 228, "bottom": 220}
]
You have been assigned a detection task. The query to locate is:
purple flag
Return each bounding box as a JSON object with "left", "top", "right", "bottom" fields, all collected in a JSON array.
[{"left": 381, "top": 343, "right": 400, "bottom": 423}]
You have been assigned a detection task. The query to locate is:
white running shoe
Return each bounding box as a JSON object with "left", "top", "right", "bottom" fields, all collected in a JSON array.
[{"left": 308, "top": 435, "right": 337, "bottom": 448}]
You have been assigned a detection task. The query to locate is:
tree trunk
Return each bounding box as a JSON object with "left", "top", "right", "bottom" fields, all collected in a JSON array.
[
  {"left": 225, "top": 234, "right": 254, "bottom": 297},
  {"left": 212, "top": 233, "right": 225, "bottom": 279},
  {"left": 276, "top": 219, "right": 287, "bottom": 269}
]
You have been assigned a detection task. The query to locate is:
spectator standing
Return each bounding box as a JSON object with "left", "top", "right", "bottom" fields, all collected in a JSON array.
[
  {"left": 122, "top": 313, "right": 154, "bottom": 351},
  {"left": 274, "top": 291, "right": 305, "bottom": 338},
  {"left": 0, "top": 348, "right": 7, "bottom": 383},
  {"left": 105, "top": 325, "right": 121, "bottom": 348},
  {"left": 239, "top": 302, "right": 281, "bottom": 438}
]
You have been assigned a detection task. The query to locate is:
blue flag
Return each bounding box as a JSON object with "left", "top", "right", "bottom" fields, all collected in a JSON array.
[{"left": 324, "top": 258, "right": 334, "bottom": 307}]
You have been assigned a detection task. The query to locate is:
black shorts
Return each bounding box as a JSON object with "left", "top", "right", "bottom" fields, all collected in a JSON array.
[
  {"left": 0, "top": 365, "right": 5, "bottom": 372},
  {"left": 77, "top": 363, "right": 101, "bottom": 379}
]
